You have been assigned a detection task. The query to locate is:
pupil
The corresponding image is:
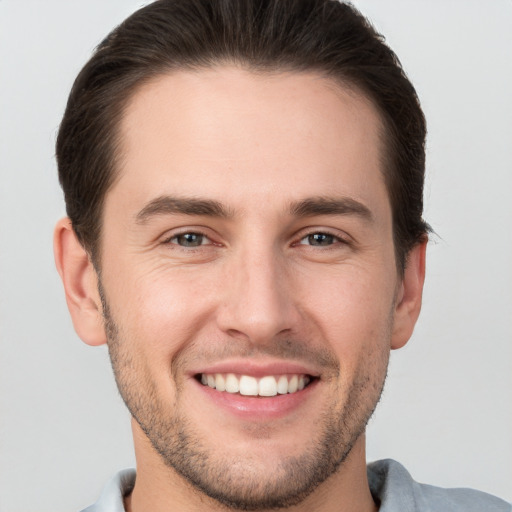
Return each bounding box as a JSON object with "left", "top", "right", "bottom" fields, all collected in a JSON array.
[
  {"left": 309, "top": 233, "right": 333, "bottom": 246},
  {"left": 179, "top": 233, "right": 203, "bottom": 247}
]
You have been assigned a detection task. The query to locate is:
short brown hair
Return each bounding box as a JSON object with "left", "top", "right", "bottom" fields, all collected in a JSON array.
[{"left": 56, "top": 0, "right": 429, "bottom": 271}]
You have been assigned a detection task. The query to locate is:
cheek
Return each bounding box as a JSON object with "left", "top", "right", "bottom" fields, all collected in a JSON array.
[
  {"left": 109, "top": 263, "right": 221, "bottom": 358},
  {"left": 296, "top": 264, "right": 396, "bottom": 358}
]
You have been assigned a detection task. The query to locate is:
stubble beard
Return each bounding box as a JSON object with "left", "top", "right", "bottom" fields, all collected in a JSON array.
[{"left": 100, "top": 286, "right": 390, "bottom": 511}]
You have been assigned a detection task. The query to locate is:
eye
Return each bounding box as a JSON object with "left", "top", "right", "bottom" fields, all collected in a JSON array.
[
  {"left": 299, "top": 232, "right": 340, "bottom": 246},
  {"left": 167, "top": 232, "right": 210, "bottom": 247}
]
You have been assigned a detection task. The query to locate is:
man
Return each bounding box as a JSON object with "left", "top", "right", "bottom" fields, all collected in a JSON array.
[{"left": 53, "top": 1, "right": 510, "bottom": 511}]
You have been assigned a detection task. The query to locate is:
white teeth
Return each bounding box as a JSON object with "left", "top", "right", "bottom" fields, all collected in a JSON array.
[
  {"left": 239, "top": 375, "right": 259, "bottom": 396},
  {"left": 200, "top": 373, "right": 311, "bottom": 396},
  {"left": 277, "top": 375, "right": 288, "bottom": 394},
  {"left": 288, "top": 375, "right": 298, "bottom": 393},
  {"left": 258, "top": 376, "right": 277, "bottom": 397},
  {"left": 225, "top": 373, "right": 239, "bottom": 393},
  {"left": 215, "top": 374, "right": 226, "bottom": 392}
]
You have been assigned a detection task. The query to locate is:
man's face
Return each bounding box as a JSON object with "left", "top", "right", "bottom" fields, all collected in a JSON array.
[{"left": 99, "top": 67, "right": 401, "bottom": 508}]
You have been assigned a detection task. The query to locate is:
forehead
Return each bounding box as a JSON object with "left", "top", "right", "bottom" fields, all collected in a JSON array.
[{"left": 112, "top": 66, "right": 388, "bottom": 217}]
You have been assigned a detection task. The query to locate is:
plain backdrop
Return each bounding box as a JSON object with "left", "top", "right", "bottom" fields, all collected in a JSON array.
[{"left": 1, "top": 1, "right": 511, "bottom": 511}]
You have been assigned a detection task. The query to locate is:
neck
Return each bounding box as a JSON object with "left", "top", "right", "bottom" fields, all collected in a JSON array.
[{"left": 125, "top": 420, "right": 377, "bottom": 512}]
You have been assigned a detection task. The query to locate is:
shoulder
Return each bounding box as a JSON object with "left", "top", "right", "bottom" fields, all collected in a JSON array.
[
  {"left": 80, "top": 468, "right": 136, "bottom": 512},
  {"left": 367, "top": 459, "right": 511, "bottom": 512}
]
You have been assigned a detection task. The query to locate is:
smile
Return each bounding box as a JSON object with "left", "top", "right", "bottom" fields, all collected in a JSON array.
[{"left": 199, "top": 373, "right": 312, "bottom": 397}]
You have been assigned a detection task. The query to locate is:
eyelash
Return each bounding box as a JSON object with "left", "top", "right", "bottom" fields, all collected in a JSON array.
[
  {"left": 296, "top": 231, "right": 349, "bottom": 248},
  {"left": 163, "top": 231, "right": 213, "bottom": 248},
  {"left": 162, "top": 229, "right": 350, "bottom": 249}
]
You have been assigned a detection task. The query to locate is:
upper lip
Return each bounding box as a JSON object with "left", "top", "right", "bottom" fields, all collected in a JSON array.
[{"left": 190, "top": 359, "right": 321, "bottom": 378}]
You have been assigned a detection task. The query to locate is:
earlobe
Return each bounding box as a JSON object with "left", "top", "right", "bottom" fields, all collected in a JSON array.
[
  {"left": 54, "top": 218, "right": 107, "bottom": 346},
  {"left": 390, "top": 240, "right": 427, "bottom": 350}
]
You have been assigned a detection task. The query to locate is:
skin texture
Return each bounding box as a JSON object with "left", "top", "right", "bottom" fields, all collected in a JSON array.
[{"left": 54, "top": 67, "right": 426, "bottom": 512}]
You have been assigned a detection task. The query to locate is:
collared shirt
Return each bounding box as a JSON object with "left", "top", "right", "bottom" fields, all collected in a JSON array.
[{"left": 81, "top": 459, "right": 511, "bottom": 512}]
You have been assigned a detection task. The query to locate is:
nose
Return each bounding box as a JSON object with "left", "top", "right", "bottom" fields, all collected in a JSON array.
[{"left": 216, "top": 244, "right": 299, "bottom": 346}]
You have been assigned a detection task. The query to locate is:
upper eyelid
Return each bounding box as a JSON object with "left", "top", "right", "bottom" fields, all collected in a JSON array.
[
  {"left": 162, "top": 232, "right": 215, "bottom": 250},
  {"left": 300, "top": 232, "right": 342, "bottom": 240},
  {"left": 296, "top": 234, "right": 349, "bottom": 248},
  {"left": 170, "top": 232, "right": 209, "bottom": 241},
  {"left": 159, "top": 235, "right": 205, "bottom": 251},
  {"left": 294, "top": 227, "right": 352, "bottom": 243},
  {"left": 159, "top": 226, "right": 352, "bottom": 245},
  {"left": 161, "top": 227, "right": 213, "bottom": 241}
]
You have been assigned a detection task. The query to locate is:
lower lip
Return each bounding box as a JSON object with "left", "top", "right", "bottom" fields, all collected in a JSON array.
[{"left": 193, "top": 378, "right": 319, "bottom": 421}]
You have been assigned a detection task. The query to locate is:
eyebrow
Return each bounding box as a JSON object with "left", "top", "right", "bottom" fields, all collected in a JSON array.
[
  {"left": 135, "top": 196, "right": 233, "bottom": 224},
  {"left": 289, "top": 196, "right": 373, "bottom": 222},
  {"left": 135, "top": 194, "right": 373, "bottom": 224}
]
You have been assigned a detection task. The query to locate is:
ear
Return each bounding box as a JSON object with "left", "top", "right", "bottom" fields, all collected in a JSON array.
[
  {"left": 54, "top": 217, "right": 107, "bottom": 346},
  {"left": 391, "top": 240, "right": 427, "bottom": 350}
]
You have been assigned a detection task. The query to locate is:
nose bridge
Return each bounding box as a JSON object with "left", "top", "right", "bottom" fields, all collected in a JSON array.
[{"left": 217, "top": 237, "right": 296, "bottom": 344}]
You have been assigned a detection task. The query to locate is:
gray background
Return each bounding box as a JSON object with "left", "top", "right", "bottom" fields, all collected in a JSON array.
[{"left": 1, "top": 1, "right": 511, "bottom": 511}]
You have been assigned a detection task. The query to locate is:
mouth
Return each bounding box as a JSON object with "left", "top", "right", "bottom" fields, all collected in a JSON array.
[{"left": 196, "top": 373, "right": 315, "bottom": 397}]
